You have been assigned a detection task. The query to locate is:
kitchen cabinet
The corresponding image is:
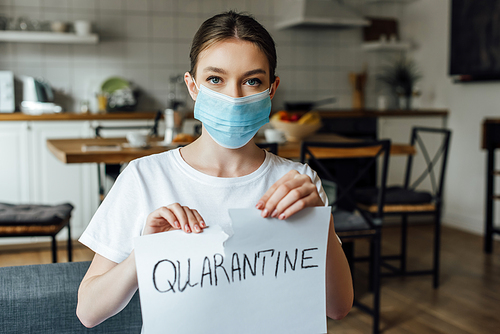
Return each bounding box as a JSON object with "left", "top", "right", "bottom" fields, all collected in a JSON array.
[
  {"left": 0, "top": 118, "right": 155, "bottom": 246},
  {"left": 29, "top": 121, "right": 96, "bottom": 241},
  {"left": 0, "top": 121, "right": 95, "bottom": 245},
  {"left": 0, "top": 122, "right": 30, "bottom": 204}
]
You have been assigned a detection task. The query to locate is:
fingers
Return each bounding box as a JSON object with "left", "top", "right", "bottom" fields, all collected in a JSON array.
[
  {"left": 166, "top": 204, "right": 205, "bottom": 234},
  {"left": 279, "top": 192, "right": 319, "bottom": 220},
  {"left": 150, "top": 204, "right": 205, "bottom": 235},
  {"left": 256, "top": 170, "right": 299, "bottom": 212},
  {"left": 258, "top": 171, "right": 324, "bottom": 220}
]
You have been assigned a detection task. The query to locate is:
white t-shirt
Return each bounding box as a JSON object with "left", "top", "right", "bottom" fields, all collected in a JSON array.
[{"left": 79, "top": 148, "right": 328, "bottom": 263}]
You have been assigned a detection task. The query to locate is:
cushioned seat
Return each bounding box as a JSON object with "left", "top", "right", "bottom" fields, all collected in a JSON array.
[
  {"left": 353, "top": 127, "right": 452, "bottom": 289},
  {"left": 356, "top": 186, "right": 433, "bottom": 205},
  {"left": 333, "top": 209, "right": 373, "bottom": 231},
  {"left": 0, "top": 203, "right": 74, "bottom": 263},
  {"left": 0, "top": 203, "right": 74, "bottom": 225}
]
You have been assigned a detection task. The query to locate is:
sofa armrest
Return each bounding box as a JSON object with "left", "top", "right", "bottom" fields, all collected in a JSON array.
[{"left": 0, "top": 261, "right": 142, "bottom": 333}]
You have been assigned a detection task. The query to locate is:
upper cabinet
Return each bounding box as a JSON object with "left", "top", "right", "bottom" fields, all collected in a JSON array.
[{"left": 0, "top": 31, "right": 99, "bottom": 44}]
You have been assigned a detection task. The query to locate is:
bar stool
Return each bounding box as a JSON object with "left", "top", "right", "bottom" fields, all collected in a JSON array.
[
  {"left": 0, "top": 203, "right": 74, "bottom": 263},
  {"left": 483, "top": 119, "right": 500, "bottom": 253}
]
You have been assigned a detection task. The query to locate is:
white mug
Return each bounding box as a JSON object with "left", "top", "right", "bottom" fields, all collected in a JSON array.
[
  {"left": 126, "top": 132, "right": 148, "bottom": 147},
  {"left": 264, "top": 128, "right": 287, "bottom": 144},
  {"left": 74, "top": 20, "right": 91, "bottom": 35}
]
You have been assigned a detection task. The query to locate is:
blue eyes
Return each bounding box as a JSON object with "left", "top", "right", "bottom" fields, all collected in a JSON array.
[
  {"left": 205, "top": 76, "right": 262, "bottom": 86},
  {"left": 208, "top": 76, "right": 221, "bottom": 84},
  {"left": 246, "top": 78, "right": 261, "bottom": 86}
]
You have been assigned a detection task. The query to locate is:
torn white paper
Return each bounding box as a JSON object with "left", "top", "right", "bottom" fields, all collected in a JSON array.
[{"left": 134, "top": 206, "right": 331, "bottom": 334}]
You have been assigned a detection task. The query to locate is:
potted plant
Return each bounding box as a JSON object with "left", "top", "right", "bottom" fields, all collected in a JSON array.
[{"left": 377, "top": 54, "right": 422, "bottom": 110}]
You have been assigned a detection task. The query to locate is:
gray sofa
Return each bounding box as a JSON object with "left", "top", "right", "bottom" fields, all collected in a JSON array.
[{"left": 0, "top": 261, "right": 142, "bottom": 333}]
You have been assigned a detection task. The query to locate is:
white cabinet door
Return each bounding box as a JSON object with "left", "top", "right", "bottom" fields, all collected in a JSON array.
[
  {"left": 29, "top": 121, "right": 97, "bottom": 238},
  {"left": 0, "top": 122, "right": 31, "bottom": 204}
]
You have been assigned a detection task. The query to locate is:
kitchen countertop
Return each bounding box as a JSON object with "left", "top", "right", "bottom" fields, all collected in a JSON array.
[
  {"left": 0, "top": 111, "right": 159, "bottom": 121},
  {"left": 288, "top": 109, "right": 448, "bottom": 118},
  {"left": 0, "top": 109, "right": 448, "bottom": 121}
]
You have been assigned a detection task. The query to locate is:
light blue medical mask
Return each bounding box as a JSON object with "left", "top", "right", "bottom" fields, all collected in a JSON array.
[{"left": 193, "top": 82, "right": 272, "bottom": 149}]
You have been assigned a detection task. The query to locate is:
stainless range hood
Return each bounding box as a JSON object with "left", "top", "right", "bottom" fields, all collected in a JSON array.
[{"left": 275, "top": 0, "right": 370, "bottom": 30}]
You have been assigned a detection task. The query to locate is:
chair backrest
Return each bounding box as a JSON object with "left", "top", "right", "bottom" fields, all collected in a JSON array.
[
  {"left": 256, "top": 142, "right": 278, "bottom": 155},
  {"left": 300, "top": 140, "right": 391, "bottom": 225},
  {"left": 404, "top": 127, "right": 452, "bottom": 202},
  {"left": 95, "top": 110, "right": 162, "bottom": 138}
]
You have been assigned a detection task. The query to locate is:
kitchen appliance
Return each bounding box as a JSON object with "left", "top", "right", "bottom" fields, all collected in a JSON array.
[
  {"left": 20, "top": 76, "right": 62, "bottom": 114},
  {"left": 275, "top": 0, "right": 369, "bottom": 30},
  {"left": 0, "top": 71, "right": 15, "bottom": 113},
  {"left": 163, "top": 109, "right": 183, "bottom": 144}
]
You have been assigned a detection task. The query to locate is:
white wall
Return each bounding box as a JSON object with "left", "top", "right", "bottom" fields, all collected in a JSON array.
[
  {"left": 3, "top": 0, "right": 487, "bottom": 234},
  {"left": 401, "top": 0, "right": 500, "bottom": 235},
  {"left": 0, "top": 0, "right": 398, "bottom": 113}
]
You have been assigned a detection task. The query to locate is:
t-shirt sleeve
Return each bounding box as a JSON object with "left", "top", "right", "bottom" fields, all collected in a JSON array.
[
  {"left": 79, "top": 161, "right": 147, "bottom": 263},
  {"left": 301, "top": 164, "right": 329, "bottom": 207}
]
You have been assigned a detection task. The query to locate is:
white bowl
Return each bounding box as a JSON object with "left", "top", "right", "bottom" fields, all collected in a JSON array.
[{"left": 264, "top": 128, "right": 287, "bottom": 144}]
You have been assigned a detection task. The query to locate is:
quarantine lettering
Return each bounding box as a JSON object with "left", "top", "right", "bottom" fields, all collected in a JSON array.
[{"left": 152, "top": 247, "right": 318, "bottom": 293}]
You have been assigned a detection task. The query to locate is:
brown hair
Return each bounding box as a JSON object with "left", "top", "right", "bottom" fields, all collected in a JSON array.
[{"left": 189, "top": 11, "right": 277, "bottom": 83}]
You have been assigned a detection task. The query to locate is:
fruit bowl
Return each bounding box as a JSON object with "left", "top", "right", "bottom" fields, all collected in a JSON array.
[{"left": 270, "top": 118, "right": 322, "bottom": 142}]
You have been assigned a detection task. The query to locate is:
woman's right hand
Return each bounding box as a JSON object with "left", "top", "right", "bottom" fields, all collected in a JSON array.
[{"left": 143, "top": 203, "right": 206, "bottom": 235}]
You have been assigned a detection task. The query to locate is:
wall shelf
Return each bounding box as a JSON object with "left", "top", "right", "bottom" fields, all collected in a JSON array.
[
  {"left": 362, "top": 41, "right": 411, "bottom": 51},
  {"left": 364, "top": 0, "right": 418, "bottom": 3},
  {"left": 0, "top": 31, "right": 99, "bottom": 44}
]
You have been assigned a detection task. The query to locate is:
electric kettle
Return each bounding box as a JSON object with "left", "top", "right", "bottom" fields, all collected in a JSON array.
[{"left": 20, "top": 76, "right": 62, "bottom": 114}]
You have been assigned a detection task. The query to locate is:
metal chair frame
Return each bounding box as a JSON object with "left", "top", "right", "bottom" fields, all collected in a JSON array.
[
  {"left": 381, "top": 127, "right": 451, "bottom": 288},
  {"left": 483, "top": 120, "right": 500, "bottom": 253},
  {"left": 301, "top": 139, "right": 391, "bottom": 334}
]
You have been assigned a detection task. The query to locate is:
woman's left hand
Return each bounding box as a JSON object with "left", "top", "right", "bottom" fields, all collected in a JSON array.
[{"left": 256, "top": 170, "right": 324, "bottom": 220}]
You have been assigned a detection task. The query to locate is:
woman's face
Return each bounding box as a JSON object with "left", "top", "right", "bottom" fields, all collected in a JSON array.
[{"left": 185, "top": 38, "right": 279, "bottom": 100}]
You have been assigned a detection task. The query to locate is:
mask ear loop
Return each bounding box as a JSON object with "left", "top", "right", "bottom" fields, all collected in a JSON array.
[{"left": 192, "top": 76, "right": 200, "bottom": 92}]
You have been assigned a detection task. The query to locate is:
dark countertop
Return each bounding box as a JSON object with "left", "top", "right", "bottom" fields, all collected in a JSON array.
[{"left": 291, "top": 109, "right": 448, "bottom": 118}]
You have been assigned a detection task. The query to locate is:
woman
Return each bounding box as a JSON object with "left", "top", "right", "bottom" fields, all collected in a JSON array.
[{"left": 77, "top": 11, "right": 353, "bottom": 329}]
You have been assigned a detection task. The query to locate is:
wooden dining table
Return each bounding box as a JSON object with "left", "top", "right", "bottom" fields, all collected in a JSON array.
[
  {"left": 47, "top": 133, "right": 415, "bottom": 203},
  {"left": 47, "top": 133, "right": 415, "bottom": 165}
]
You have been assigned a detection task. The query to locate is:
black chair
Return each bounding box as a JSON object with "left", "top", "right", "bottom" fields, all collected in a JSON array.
[
  {"left": 256, "top": 142, "right": 278, "bottom": 155},
  {"left": 355, "top": 127, "right": 451, "bottom": 288},
  {"left": 95, "top": 111, "right": 162, "bottom": 202},
  {"left": 0, "top": 203, "right": 74, "bottom": 263},
  {"left": 483, "top": 119, "right": 500, "bottom": 253},
  {"left": 301, "top": 139, "right": 391, "bottom": 334}
]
